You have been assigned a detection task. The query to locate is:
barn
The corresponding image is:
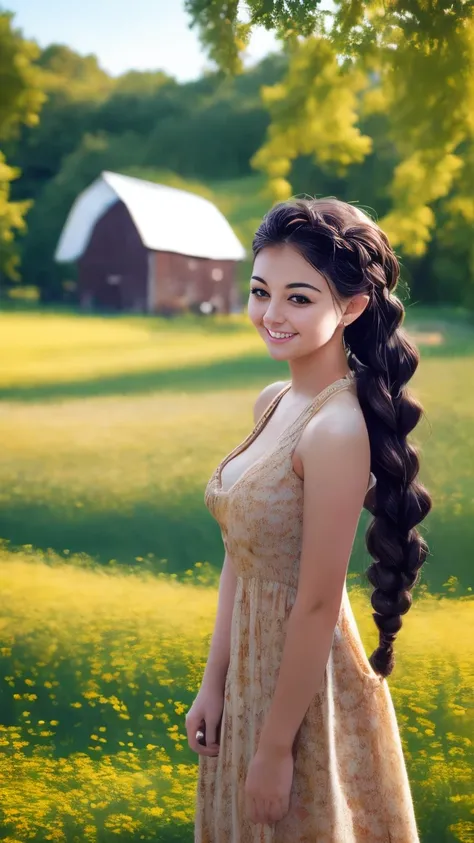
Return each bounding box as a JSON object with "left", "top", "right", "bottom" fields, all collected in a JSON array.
[{"left": 54, "top": 171, "right": 246, "bottom": 315}]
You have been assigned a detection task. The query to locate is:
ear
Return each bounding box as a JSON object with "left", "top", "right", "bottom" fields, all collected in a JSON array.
[{"left": 342, "top": 293, "right": 370, "bottom": 326}]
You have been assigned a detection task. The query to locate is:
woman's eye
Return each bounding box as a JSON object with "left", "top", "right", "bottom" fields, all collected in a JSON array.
[{"left": 250, "top": 288, "right": 310, "bottom": 305}]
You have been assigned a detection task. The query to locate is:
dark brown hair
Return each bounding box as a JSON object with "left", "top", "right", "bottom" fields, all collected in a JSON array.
[{"left": 253, "top": 197, "right": 432, "bottom": 678}]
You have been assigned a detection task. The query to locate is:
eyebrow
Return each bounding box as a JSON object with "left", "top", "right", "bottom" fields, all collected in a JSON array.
[{"left": 250, "top": 275, "right": 322, "bottom": 293}]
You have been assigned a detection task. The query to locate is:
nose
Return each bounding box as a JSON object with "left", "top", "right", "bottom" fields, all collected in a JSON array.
[{"left": 262, "top": 302, "right": 286, "bottom": 328}]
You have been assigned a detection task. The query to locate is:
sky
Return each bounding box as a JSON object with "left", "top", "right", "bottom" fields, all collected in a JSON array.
[{"left": 6, "top": 0, "right": 280, "bottom": 81}]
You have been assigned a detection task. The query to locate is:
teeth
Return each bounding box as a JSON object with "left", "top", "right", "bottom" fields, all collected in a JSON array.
[{"left": 268, "top": 330, "right": 295, "bottom": 339}]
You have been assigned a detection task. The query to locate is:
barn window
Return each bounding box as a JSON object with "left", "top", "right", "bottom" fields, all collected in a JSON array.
[
  {"left": 211, "top": 268, "right": 223, "bottom": 282},
  {"left": 107, "top": 274, "right": 121, "bottom": 285}
]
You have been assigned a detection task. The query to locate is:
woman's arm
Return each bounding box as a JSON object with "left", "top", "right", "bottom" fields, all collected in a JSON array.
[
  {"left": 200, "top": 549, "right": 237, "bottom": 693},
  {"left": 200, "top": 381, "right": 285, "bottom": 693},
  {"left": 258, "top": 402, "right": 372, "bottom": 756}
]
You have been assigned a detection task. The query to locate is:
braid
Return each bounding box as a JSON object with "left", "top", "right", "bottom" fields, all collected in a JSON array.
[
  {"left": 343, "top": 235, "right": 432, "bottom": 677},
  {"left": 253, "top": 197, "right": 433, "bottom": 678}
]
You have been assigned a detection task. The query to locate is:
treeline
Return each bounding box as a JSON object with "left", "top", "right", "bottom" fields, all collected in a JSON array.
[
  {"left": 4, "top": 44, "right": 287, "bottom": 301},
  {"left": 2, "top": 26, "right": 473, "bottom": 307}
]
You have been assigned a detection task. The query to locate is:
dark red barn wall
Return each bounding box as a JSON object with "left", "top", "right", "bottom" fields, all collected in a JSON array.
[
  {"left": 78, "top": 201, "right": 148, "bottom": 311},
  {"left": 77, "top": 199, "right": 242, "bottom": 314},
  {"left": 152, "top": 251, "right": 238, "bottom": 314}
]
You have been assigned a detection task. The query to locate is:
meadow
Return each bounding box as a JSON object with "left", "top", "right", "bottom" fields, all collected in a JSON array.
[{"left": 0, "top": 305, "right": 473, "bottom": 842}]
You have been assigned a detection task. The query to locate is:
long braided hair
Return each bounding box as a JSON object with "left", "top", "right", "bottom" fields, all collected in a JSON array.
[{"left": 252, "top": 197, "right": 432, "bottom": 678}]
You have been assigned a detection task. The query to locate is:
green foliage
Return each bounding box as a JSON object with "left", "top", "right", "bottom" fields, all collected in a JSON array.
[
  {"left": 432, "top": 145, "right": 474, "bottom": 309},
  {"left": 187, "top": 1, "right": 474, "bottom": 258},
  {"left": 0, "top": 152, "right": 31, "bottom": 279},
  {"left": 185, "top": 0, "right": 251, "bottom": 74},
  {"left": 124, "top": 167, "right": 216, "bottom": 202},
  {"left": 2, "top": 15, "right": 474, "bottom": 306},
  {"left": 20, "top": 130, "right": 149, "bottom": 299},
  {"left": 37, "top": 43, "right": 113, "bottom": 101},
  {"left": 0, "top": 11, "right": 44, "bottom": 140},
  {"left": 0, "top": 10, "right": 45, "bottom": 278},
  {"left": 251, "top": 36, "right": 372, "bottom": 200},
  {"left": 11, "top": 53, "right": 285, "bottom": 300},
  {"left": 185, "top": 0, "right": 327, "bottom": 72},
  {"left": 9, "top": 50, "right": 285, "bottom": 205}
]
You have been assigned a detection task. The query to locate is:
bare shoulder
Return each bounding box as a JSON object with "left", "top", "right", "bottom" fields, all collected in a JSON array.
[
  {"left": 253, "top": 380, "right": 290, "bottom": 425},
  {"left": 295, "top": 388, "right": 370, "bottom": 479}
]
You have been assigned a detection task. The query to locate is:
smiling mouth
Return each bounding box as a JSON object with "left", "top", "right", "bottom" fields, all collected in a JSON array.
[{"left": 265, "top": 327, "right": 298, "bottom": 342}]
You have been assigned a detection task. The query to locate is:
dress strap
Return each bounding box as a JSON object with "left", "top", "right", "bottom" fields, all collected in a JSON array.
[
  {"left": 216, "top": 382, "right": 291, "bottom": 489},
  {"left": 277, "top": 372, "right": 357, "bottom": 450},
  {"left": 308, "top": 371, "right": 356, "bottom": 415},
  {"left": 215, "top": 373, "right": 356, "bottom": 494},
  {"left": 253, "top": 373, "right": 355, "bottom": 448},
  {"left": 253, "top": 381, "right": 292, "bottom": 433}
]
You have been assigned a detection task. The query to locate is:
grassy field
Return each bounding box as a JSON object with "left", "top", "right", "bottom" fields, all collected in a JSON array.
[
  {"left": 0, "top": 549, "right": 472, "bottom": 843},
  {"left": 0, "top": 306, "right": 473, "bottom": 842},
  {"left": 0, "top": 306, "right": 473, "bottom": 592}
]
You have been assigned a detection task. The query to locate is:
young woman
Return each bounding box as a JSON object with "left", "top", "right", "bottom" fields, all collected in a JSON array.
[{"left": 186, "top": 197, "right": 432, "bottom": 842}]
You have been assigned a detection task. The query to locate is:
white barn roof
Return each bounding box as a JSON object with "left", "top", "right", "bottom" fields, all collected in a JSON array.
[{"left": 55, "top": 171, "right": 246, "bottom": 263}]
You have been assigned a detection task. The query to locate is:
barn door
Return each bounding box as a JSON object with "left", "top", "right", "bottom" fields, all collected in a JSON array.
[{"left": 102, "top": 273, "right": 122, "bottom": 310}]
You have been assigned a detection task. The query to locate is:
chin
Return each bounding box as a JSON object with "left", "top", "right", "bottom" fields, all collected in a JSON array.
[{"left": 266, "top": 342, "right": 298, "bottom": 359}]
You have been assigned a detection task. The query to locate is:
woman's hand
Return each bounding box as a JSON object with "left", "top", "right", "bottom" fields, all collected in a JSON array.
[
  {"left": 185, "top": 684, "right": 224, "bottom": 758},
  {"left": 244, "top": 745, "right": 294, "bottom": 825}
]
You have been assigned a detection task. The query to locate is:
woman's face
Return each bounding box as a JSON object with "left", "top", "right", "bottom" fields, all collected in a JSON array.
[{"left": 248, "top": 243, "right": 345, "bottom": 359}]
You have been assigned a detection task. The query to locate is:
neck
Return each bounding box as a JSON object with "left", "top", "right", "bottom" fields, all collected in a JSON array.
[{"left": 287, "top": 341, "right": 352, "bottom": 400}]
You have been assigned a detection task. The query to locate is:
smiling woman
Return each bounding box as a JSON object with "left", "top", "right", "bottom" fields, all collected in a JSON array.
[
  {"left": 188, "top": 196, "right": 432, "bottom": 841},
  {"left": 249, "top": 269, "right": 319, "bottom": 342},
  {"left": 247, "top": 246, "right": 354, "bottom": 366}
]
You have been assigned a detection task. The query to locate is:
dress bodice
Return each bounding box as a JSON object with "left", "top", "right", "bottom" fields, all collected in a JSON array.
[{"left": 204, "top": 373, "right": 375, "bottom": 588}]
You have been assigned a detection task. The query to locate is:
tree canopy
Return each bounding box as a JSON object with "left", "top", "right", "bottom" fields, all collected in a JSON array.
[
  {"left": 0, "top": 10, "right": 44, "bottom": 278},
  {"left": 2, "top": 4, "right": 474, "bottom": 308},
  {"left": 186, "top": 0, "right": 474, "bottom": 261}
]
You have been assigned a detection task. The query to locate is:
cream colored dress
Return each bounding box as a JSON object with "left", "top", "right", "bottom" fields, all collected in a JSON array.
[{"left": 194, "top": 375, "right": 420, "bottom": 842}]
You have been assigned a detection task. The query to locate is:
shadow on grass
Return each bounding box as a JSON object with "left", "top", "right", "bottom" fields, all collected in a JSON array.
[
  {"left": 0, "top": 495, "right": 471, "bottom": 595},
  {"left": 0, "top": 353, "right": 288, "bottom": 402},
  {"left": 2, "top": 331, "right": 474, "bottom": 403},
  {"left": 0, "top": 492, "right": 221, "bottom": 576}
]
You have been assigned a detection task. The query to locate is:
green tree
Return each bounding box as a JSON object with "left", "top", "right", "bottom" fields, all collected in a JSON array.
[
  {"left": 430, "top": 143, "right": 474, "bottom": 308},
  {"left": 186, "top": 0, "right": 474, "bottom": 260},
  {"left": 36, "top": 44, "right": 112, "bottom": 100},
  {"left": 21, "top": 131, "right": 146, "bottom": 301},
  {"left": 7, "top": 44, "right": 113, "bottom": 204},
  {"left": 0, "top": 9, "right": 44, "bottom": 279},
  {"left": 0, "top": 153, "right": 31, "bottom": 279},
  {"left": 15, "top": 52, "right": 287, "bottom": 299}
]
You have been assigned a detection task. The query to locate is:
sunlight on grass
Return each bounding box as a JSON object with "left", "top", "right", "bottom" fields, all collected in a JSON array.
[
  {"left": 1, "top": 307, "right": 474, "bottom": 841},
  {"left": 0, "top": 549, "right": 473, "bottom": 842},
  {"left": 0, "top": 310, "right": 473, "bottom": 590},
  {"left": 0, "top": 312, "right": 259, "bottom": 388}
]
